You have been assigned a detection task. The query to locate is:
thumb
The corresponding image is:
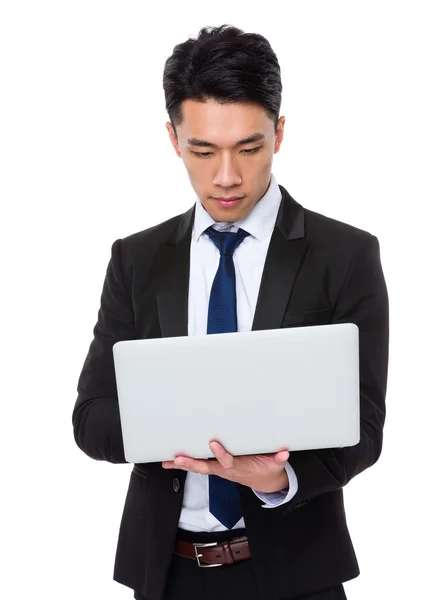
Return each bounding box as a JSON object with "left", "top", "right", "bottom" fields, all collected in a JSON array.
[{"left": 274, "top": 450, "right": 290, "bottom": 463}]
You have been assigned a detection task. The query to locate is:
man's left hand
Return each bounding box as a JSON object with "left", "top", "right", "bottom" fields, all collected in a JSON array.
[{"left": 162, "top": 441, "right": 290, "bottom": 493}]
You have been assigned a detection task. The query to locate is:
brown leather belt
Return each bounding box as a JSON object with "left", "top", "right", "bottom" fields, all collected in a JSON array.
[{"left": 173, "top": 536, "right": 251, "bottom": 567}]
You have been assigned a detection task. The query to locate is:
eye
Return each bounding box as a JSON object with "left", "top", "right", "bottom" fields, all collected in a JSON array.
[
  {"left": 192, "top": 146, "right": 262, "bottom": 158},
  {"left": 241, "top": 147, "right": 261, "bottom": 154},
  {"left": 192, "top": 151, "right": 213, "bottom": 158}
]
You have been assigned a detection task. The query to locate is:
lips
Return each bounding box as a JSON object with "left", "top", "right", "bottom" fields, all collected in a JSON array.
[
  {"left": 214, "top": 197, "right": 244, "bottom": 208},
  {"left": 216, "top": 197, "right": 243, "bottom": 201}
]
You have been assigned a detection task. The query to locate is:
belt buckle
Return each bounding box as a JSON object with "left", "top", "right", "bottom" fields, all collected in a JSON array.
[{"left": 193, "top": 541, "right": 223, "bottom": 568}]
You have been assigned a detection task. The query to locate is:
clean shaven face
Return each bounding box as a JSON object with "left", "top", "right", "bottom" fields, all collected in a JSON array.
[{"left": 166, "top": 98, "right": 285, "bottom": 222}]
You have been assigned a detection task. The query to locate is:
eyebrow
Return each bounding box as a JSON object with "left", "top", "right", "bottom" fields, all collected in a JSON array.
[{"left": 187, "top": 133, "right": 266, "bottom": 148}]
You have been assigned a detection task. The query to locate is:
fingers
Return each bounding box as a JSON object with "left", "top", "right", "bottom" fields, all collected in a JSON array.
[
  {"left": 162, "top": 457, "right": 212, "bottom": 474},
  {"left": 162, "top": 442, "right": 235, "bottom": 474},
  {"left": 274, "top": 450, "right": 290, "bottom": 463},
  {"left": 162, "top": 444, "right": 289, "bottom": 474},
  {"left": 210, "top": 441, "right": 234, "bottom": 469}
]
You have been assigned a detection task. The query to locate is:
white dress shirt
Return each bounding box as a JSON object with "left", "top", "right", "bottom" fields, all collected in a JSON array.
[{"left": 178, "top": 173, "right": 299, "bottom": 532}]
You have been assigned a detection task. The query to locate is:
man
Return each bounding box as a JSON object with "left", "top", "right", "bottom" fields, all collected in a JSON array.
[{"left": 73, "top": 24, "right": 389, "bottom": 600}]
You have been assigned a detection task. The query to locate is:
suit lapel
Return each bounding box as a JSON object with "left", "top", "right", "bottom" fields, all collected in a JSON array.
[
  {"left": 252, "top": 185, "right": 309, "bottom": 330},
  {"left": 155, "top": 205, "right": 195, "bottom": 338}
]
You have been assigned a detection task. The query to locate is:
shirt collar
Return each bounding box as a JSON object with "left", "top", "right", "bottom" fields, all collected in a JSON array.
[{"left": 192, "top": 173, "right": 282, "bottom": 243}]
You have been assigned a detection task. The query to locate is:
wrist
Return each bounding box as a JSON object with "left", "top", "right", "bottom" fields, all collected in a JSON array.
[
  {"left": 274, "top": 468, "right": 289, "bottom": 492},
  {"left": 256, "top": 468, "right": 289, "bottom": 494}
]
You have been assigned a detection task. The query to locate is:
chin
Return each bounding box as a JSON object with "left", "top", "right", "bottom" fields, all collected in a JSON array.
[
  {"left": 205, "top": 202, "right": 249, "bottom": 222},
  {"left": 212, "top": 209, "right": 244, "bottom": 223}
]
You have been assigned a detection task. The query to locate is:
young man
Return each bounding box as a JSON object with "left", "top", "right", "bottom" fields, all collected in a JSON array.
[{"left": 73, "top": 25, "right": 389, "bottom": 600}]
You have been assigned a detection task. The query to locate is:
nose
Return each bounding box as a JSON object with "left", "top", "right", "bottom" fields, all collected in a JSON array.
[{"left": 212, "top": 154, "right": 242, "bottom": 188}]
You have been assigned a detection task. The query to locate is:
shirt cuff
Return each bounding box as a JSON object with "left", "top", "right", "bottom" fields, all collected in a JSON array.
[{"left": 252, "top": 461, "right": 299, "bottom": 508}]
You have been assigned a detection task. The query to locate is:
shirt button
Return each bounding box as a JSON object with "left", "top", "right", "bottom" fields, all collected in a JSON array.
[{"left": 173, "top": 478, "right": 180, "bottom": 492}]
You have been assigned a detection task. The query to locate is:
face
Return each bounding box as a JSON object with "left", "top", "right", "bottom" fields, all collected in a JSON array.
[{"left": 166, "top": 98, "right": 285, "bottom": 222}]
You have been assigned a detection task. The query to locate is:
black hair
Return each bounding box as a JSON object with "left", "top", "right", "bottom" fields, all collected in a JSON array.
[{"left": 162, "top": 24, "right": 282, "bottom": 136}]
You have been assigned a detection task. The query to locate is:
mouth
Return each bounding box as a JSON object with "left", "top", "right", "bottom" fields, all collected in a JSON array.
[{"left": 213, "top": 196, "right": 245, "bottom": 208}]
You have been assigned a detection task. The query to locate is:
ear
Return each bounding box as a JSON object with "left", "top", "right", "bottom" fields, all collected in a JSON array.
[
  {"left": 274, "top": 116, "right": 285, "bottom": 154},
  {"left": 166, "top": 122, "right": 182, "bottom": 158}
]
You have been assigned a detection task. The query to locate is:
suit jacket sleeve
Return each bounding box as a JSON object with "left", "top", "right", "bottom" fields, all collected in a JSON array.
[
  {"left": 72, "top": 238, "right": 132, "bottom": 463},
  {"left": 279, "top": 234, "right": 389, "bottom": 513}
]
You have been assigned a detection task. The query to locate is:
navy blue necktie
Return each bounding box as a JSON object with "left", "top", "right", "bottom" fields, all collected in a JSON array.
[{"left": 205, "top": 225, "right": 250, "bottom": 529}]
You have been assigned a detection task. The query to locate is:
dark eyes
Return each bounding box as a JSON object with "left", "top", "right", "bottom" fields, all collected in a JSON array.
[{"left": 192, "top": 147, "right": 262, "bottom": 158}]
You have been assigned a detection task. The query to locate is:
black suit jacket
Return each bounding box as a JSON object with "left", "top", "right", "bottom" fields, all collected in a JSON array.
[{"left": 72, "top": 185, "right": 389, "bottom": 600}]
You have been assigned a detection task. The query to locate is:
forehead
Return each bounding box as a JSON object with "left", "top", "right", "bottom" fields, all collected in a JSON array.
[{"left": 178, "top": 99, "right": 271, "bottom": 146}]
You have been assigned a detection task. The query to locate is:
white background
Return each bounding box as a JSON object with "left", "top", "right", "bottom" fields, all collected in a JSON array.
[{"left": 1, "top": 1, "right": 431, "bottom": 598}]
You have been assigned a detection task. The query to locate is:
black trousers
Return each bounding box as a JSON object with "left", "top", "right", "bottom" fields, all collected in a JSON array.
[{"left": 134, "top": 528, "right": 347, "bottom": 600}]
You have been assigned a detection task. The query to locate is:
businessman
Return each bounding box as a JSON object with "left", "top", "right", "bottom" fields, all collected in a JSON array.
[{"left": 73, "top": 24, "right": 389, "bottom": 600}]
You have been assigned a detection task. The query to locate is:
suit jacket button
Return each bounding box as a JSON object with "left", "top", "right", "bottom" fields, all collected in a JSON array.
[{"left": 173, "top": 478, "right": 180, "bottom": 492}]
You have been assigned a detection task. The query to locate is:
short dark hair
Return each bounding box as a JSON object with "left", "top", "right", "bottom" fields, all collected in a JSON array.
[{"left": 163, "top": 24, "right": 282, "bottom": 135}]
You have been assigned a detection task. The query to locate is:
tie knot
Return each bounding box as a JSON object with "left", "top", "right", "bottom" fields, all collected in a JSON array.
[{"left": 205, "top": 227, "right": 250, "bottom": 257}]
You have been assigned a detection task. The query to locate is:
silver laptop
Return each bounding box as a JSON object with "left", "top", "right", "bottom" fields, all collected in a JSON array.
[{"left": 112, "top": 323, "right": 360, "bottom": 464}]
